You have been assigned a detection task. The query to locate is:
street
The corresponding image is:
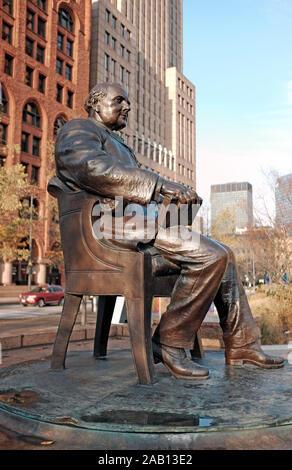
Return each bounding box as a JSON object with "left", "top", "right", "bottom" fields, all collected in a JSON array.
[{"left": 0, "top": 303, "right": 62, "bottom": 320}]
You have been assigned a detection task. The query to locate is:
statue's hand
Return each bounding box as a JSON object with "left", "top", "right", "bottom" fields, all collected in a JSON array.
[{"left": 160, "top": 180, "right": 202, "bottom": 206}]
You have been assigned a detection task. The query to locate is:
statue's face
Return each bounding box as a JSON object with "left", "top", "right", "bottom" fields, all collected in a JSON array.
[{"left": 96, "top": 85, "right": 131, "bottom": 131}]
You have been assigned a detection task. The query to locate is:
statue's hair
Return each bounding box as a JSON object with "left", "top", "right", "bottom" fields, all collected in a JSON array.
[{"left": 84, "top": 82, "right": 124, "bottom": 113}]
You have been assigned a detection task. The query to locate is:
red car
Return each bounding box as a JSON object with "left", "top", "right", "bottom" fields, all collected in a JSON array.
[{"left": 18, "top": 285, "right": 64, "bottom": 307}]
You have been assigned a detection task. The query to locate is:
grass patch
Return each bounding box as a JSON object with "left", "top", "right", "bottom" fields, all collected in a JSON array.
[{"left": 248, "top": 285, "right": 292, "bottom": 345}]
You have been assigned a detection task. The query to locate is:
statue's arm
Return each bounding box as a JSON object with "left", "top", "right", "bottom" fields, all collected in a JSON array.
[{"left": 55, "top": 120, "right": 160, "bottom": 205}]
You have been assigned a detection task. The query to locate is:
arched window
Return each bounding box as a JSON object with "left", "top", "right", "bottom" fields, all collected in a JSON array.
[
  {"left": 54, "top": 115, "right": 67, "bottom": 136},
  {"left": 22, "top": 102, "right": 41, "bottom": 128},
  {"left": 58, "top": 8, "right": 74, "bottom": 32}
]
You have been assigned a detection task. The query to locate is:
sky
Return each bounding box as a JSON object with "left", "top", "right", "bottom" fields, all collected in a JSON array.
[{"left": 183, "top": 0, "right": 292, "bottom": 219}]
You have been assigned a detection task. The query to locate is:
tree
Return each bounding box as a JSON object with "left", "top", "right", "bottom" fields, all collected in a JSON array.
[
  {"left": 43, "top": 141, "right": 63, "bottom": 270},
  {"left": 250, "top": 169, "right": 292, "bottom": 283},
  {"left": 0, "top": 157, "right": 32, "bottom": 262},
  {"left": 211, "top": 204, "right": 248, "bottom": 262}
]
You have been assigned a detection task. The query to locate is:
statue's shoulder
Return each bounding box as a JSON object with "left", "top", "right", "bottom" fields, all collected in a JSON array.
[
  {"left": 59, "top": 118, "right": 99, "bottom": 133},
  {"left": 58, "top": 118, "right": 109, "bottom": 140}
]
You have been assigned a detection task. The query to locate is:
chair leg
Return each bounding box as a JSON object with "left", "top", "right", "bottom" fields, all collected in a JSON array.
[
  {"left": 126, "top": 294, "right": 155, "bottom": 385},
  {"left": 93, "top": 296, "right": 116, "bottom": 358},
  {"left": 190, "top": 329, "right": 205, "bottom": 359},
  {"left": 51, "top": 293, "right": 82, "bottom": 370}
]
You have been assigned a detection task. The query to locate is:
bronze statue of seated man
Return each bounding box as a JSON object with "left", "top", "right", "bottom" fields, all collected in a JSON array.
[{"left": 54, "top": 82, "right": 284, "bottom": 380}]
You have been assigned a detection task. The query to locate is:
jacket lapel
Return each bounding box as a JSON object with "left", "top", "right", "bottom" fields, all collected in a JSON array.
[{"left": 89, "top": 117, "right": 141, "bottom": 167}]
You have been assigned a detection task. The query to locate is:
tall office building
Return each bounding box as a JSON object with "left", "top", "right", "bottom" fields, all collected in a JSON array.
[
  {"left": 210, "top": 182, "right": 253, "bottom": 232},
  {"left": 90, "top": 0, "right": 196, "bottom": 189},
  {"left": 0, "top": 0, "right": 91, "bottom": 285},
  {"left": 275, "top": 173, "right": 292, "bottom": 234}
]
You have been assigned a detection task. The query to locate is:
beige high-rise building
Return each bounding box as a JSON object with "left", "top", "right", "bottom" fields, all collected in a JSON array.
[{"left": 90, "top": 0, "right": 196, "bottom": 189}]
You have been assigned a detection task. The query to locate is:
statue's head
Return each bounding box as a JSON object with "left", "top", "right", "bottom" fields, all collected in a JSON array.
[{"left": 84, "top": 82, "right": 131, "bottom": 131}]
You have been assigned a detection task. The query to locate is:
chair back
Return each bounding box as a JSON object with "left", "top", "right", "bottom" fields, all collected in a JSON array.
[{"left": 47, "top": 177, "right": 145, "bottom": 298}]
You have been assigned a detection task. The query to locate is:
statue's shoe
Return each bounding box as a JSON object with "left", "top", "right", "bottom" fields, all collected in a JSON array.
[
  {"left": 152, "top": 340, "right": 209, "bottom": 380},
  {"left": 225, "top": 341, "right": 285, "bottom": 369}
]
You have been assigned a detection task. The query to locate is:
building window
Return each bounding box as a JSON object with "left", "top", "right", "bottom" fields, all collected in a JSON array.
[
  {"left": 19, "top": 197, "right": 39, "bottom": 219},
  {"left": 22, "top": 102, "right": 41, "bottom": 128},
  {"left": 56, "top": 57, "right": 63, "bottom": 75},
  {"left": 65, "top": 63, "right": 72, "bottom": 81},
  {"left": 126, "top": 50, "right": 130, "bottom": 62},
  {"left": 0, "top": 123, "right": 7, "bottom": 145},
  {"left": 25, "top": 66, "right": 33, "bottom": 87},
  {"left": 66, "top": 39, "right": 73, "bottom": 57},
  {"left": 120, "top": 44, "right": 124, "bottom": 57},
  {"left": 3, "top": 0, "right": 13, "bottom": 15},
  {"left": 110, "top": 59, "right": 115, "bottom": 77},
  {"left": 0, "top": 88, "right": 8, "bottom": 114},
  {"left": 120, "top": 24, "right": 125, "bottom": 36},
  {"left": 31, "top": 165, "right": 39, "bottom": 184},
  {"left": 57, "top": 32, "right": 64, "bottom": 51},
  {"left": 21, "top": 163, "right": 29, "bottom": 175},
  {"left": 126, "top": 29, "right": 131, "bottom": 40},
  {"left": 111, "top": 37, "right": 116, "bottom": 50},
  {"left": 4, "top": 54, "right": 13, "bottom": 76},
  {"left": 104, "top": 53, "right": 109, "bottom": 71},
  {"left": 105, "top": 9, "right": 110, "bottom": 23},
  {"left": 56, "top": 84, "right": 63, "bottom": 103},
  {"left": 21, "top": 132, "right": 29, "bottom": 152},
  {"left": 54, "top": 116, "right": 67, "bottom": 136},
  {"left": 36, "top": 44, "right": 45, "bottom": 63},
  {"left": 125, "top": 70, "right": 130, "bottom": 89},
  {"left": 105, "top": 31, "right": 110, "bottom": 45},
  {"left": 2, "top": 22, "right": 13, "bottom": 44},
  {"left": 112, "top": 16, "right": 116, "bottom": 28},
  {"left": 37, "top": 17, "right": 46, "bottom": 38},
  {"left": 58, "top": 8, "right": 73, "bottom": 33},
  {"left": 38, "top": 73, "right": 46, "bottom": 93},
  {"left": 120, "top": 65, "right": 124, "bottom": 83},
  {"left": 35, "top": 0, "right": 46, "bottom": 11},
  {"left": 25, "top": 37, "right": 34, "bottom": 57},
  {"left": 57, "top": 9, "right": 74, "bottom": 85},
  {"left": 67, "top": 90, "right": 73, "bottom": 108},
  {"left": 26, "top": 10, "right": 35, "bottom": 31},
  {"left": 32, "top": 136, "right": 40, "bottom": 156}
]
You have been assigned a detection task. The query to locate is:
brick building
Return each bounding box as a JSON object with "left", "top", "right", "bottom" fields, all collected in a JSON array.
[{"left": 0, "top": 0, "right": 91, "bottom": 285}]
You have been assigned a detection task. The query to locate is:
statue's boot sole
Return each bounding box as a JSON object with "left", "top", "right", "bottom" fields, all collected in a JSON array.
[{"left": 226, "top": 358, "right": 284, "bottom": 369}]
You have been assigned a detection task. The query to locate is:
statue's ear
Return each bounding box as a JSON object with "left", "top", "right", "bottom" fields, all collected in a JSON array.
[{"left": 90, "top": 99, "right": 100, "bottom": 113}]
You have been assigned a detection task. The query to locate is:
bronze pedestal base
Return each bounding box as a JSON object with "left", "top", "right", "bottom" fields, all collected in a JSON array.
[{"left": 0, "top": 349, "right": 291, "bottom": 450}]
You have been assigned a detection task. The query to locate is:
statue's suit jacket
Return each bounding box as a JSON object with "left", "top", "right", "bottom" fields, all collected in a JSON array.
[
  {"left": 54, "top": 117, "right": 179, "bottom": 272},
  {"left": 55, "top": 117, "right": 160, "bottom": 208}
]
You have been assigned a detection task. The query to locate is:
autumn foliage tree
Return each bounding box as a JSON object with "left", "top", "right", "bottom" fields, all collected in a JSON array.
[
  {"left": 43, "top": 140, "right": 63, "bottom": 269},
  {"left": 0, "top": 158, "right": 31, "bottom": 262}
]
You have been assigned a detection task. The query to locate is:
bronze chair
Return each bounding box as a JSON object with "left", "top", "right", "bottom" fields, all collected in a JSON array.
[{"left": 48, "top": 177, "right": 204, "bottom": 385}]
